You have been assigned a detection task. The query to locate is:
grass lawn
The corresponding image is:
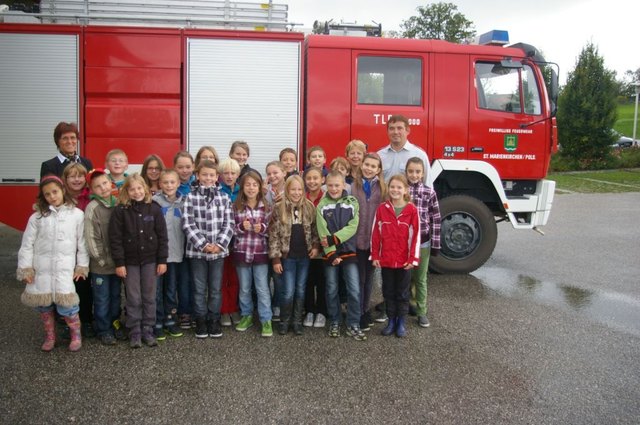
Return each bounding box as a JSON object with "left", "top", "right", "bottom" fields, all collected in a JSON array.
[
  {"left": 614, "top": 103, "right": 639, "bottom": 137},
  {"left": 548, "top": 169, "right": 640, "bottom": 193}
]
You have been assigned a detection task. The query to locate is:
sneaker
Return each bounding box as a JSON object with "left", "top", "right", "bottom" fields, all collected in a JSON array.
[
  {"left": 365, "top": 311, "right": 375, "bottom": 327},
  {"left": 220, "top": 313, "right": 232, "bottom": 327},
  {"left": 313, "top": 313, "right": 326, "bottom": 328},
  {"left": 418, "top": 315, "right": 431, "bottom": 328},
  {"left": 165, "top": 324, "right": 184, "bottom": 338},
  {"left": 328, "top": 322, "right": 340, "bottom": 337},
  {"left": 235, "top": 315, "right": 253, "bottom": 332},
  {"left": 179, "top": 314, "right": 192, "bottom": 330},
  {"left": 208, "top": 320, "right": 223, "bottom": 338},
  {"left": 359, "top": 314, "right": 371, "bottom": 332},
  {"left": 153, "top": 327, "right": 166, "bottom": 342},
  {"left": 113, "top": 319, "right": 127, "bottom": 340},
  {"left": 261, "top": 320, "right": 273, "bottom": 337},
  {"left": 373, "top": 311, "right": 388, "bottom": 323},
  {"left": 303, "top": 312, "right": 314, "bottom": 327},
  {"left": 142, "top": 327, "right": 158, "bottom": 347},
  {"left": 346, "top": 325, "right": 368, "bottom": 341},
  {"left": 272, "top": 306, "right": 281, "bottom": 322},
  {"left": 195, "top": 318, "right": 208, "bottom": 339},
  {"left": 100, "top": 334, "right": 116, "bottom": 346},
  {"left": 130, "top": 334, "right": 142, "bottom": 349},
  {"left": 231, "top": 312, "right": 242, "bottom": 325}
]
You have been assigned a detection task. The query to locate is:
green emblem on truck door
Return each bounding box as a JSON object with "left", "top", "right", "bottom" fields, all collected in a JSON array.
[{"left": 504, "top": 134, "right": 518, "bottom": 152}]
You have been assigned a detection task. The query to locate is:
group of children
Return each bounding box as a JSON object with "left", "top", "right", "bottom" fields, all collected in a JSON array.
[{"left": 18, "top": 136, "right": 441, "bottom": 352}]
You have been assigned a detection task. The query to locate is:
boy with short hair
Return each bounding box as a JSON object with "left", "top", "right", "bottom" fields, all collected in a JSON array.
[
  {"left": 105, "top": 149, "right": 129, "bottom": 195},
  {"left": 306, "top": 145, "right": 329, "bottom": 176},
  {"left": 152, "top": 169, "right": 186, "bottom": 340},
  {"left": 84, "top": 168, "right": 121, "bottom": 345},
  {"left": 279, "top": 147, "right": 299, "bottom": 178},
  {"left": 316, "top": 171, "right": 365, "bottom": 340}
]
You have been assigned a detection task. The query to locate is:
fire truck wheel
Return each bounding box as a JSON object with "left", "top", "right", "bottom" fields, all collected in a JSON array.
[{"left": 430, "top": 195, "right": 497, "bottom": 274}]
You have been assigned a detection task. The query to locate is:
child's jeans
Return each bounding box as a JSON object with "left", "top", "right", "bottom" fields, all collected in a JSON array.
[
  {"left": 35, "top": 303, "right": 79, "bottom": 317},
  {"left": 236, "top": 263, "right": 272, "bottom": 323},
  {"left": 91, "top": 273, "right": 121, "bottom": 337},
  {"left": 190, "top": 257, "right": 223, "bottom": 321},
  {"left": 410, "top": 244, "right": 431, "bottom": 316},
  {"left": 324, "top": 261, "right": 360, "bottom": 327},
  {"left": 281, "top": 257, "right": 310, "bottom": 305},
  {"left": 156, "top": 262, "right": 180, "bottom": 327},
  {"left": 176, "top": 260, "right": 192, "bottom": 316}
]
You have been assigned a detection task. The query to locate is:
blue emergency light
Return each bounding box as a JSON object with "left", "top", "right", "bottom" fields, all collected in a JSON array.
[{"left": 478, "top": 30, "right": 509, "bottom": 46}]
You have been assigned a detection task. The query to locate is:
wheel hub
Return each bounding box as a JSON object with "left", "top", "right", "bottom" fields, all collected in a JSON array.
[{"left": 442, "top": 212, "right": 481, "bottom": 259}]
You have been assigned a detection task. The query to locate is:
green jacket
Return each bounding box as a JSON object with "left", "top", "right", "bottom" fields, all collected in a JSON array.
[{"left": 316, "top": 191, "right": 359, "bottom": 263}]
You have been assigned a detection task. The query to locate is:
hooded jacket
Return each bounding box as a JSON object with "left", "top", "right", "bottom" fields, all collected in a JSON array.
[{"left": 370, "top": 200, "right": 420, "bottom": 268}]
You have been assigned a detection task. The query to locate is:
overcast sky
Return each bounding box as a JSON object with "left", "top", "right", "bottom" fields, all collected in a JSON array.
[{"left": 287, "top": 0, "right": 635, "bottom": 85}]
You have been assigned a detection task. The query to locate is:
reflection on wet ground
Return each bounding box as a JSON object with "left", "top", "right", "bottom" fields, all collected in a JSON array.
[{"left": 473, "top": 266, "right": 640, "bottom": 337}]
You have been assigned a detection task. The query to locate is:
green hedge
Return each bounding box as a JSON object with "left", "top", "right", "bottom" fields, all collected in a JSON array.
[{"left": 550, "top": 147, "right": 640, "bottom": 171}]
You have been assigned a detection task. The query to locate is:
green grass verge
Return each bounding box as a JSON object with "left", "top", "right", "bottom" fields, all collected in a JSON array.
[
  {"left": 614, "top": 103, "right": 639, "bottom": 137},
  {"left": 548, "top": 169, "right": 640, "bottom": 193}
]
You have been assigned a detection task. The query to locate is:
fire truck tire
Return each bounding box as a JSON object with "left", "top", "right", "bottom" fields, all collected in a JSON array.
[{"left": 429, "top": 195, "right": 497, "bottom": 274}]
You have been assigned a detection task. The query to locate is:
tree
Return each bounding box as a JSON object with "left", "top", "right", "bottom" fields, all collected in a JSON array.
[
  {"left": 616, "top": 68, "right": 640, "bottom": 99},
  {"left": 557, "top": 43, "right": 617, "bottom": 165},
  {"left": 400, "top": 2, "right": 475, "bottom": 43}
]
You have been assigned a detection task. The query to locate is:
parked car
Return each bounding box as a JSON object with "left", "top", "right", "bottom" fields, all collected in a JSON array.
[{"left": 610, "top": 130, "right": 635, "bottom": 148}]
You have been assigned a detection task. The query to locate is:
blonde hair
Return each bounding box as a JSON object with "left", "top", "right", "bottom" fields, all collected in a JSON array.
[
  {"left": 106, "top": 148, "right": 128, "bottom": 162},
  {"left": 275, "top": 175, "right": 316, "bottom": 226},
  {"left": 265, "top": 160, "right": 286, "bottom": 174},
  {"left": 62, "top": 162, "right": 88, "bottom": 182},
  {"left": 118, "top": 173, "right": 152, "bottom": 205},
  {"left": 219, "top": 158, "right": 241, "bottom": 174},
  {"left": 345, "top": 139, "right": 367, "bottom": 156}
]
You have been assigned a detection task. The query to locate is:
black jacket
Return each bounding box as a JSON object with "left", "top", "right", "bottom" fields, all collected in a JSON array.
[
  {"left": 109, "top": 200, "right": 168, "bottom": 267},
  {"left": 40, "top": 156, "right": 93, "bottom": 178}
]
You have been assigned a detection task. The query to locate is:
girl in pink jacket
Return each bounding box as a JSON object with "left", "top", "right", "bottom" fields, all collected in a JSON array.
[{"left": 370, "top": 174, "right": 420, "bottom": 338}]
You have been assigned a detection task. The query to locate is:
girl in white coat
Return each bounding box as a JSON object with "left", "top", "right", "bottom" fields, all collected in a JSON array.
[{"left": 17, "top": 175, "right": 89, "bottom": 352}]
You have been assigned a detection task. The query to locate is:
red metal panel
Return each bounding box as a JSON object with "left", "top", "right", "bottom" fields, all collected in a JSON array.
[
  {"left": 83, "top": 27, "right": 183, "bottom": 166},
  {"left": 0, "top": 186, "right": 39, "bottom": 230},
  {"left": 304, "top": 44, "right": 351, "bottom": 164},
  {"left": 84, "top": 30, "right": 181, "bottom": 67},
  {"left": 85, "top": 68, "right": 180, "bottom": 95},
  {"left": 432, "top": 53, "right": 469, "bottom": 161}
]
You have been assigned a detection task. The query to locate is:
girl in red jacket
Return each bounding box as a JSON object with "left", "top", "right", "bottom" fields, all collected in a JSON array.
[{"left": 370, "top": 174, "right": 420, "bottom": 337}]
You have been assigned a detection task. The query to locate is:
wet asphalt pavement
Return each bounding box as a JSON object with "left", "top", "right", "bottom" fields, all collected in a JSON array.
[{"left": 0, "top": 192, "right": 638, "bottom": 424}]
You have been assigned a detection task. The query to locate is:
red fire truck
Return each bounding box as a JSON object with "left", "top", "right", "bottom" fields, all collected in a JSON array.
[{"left": 0, "top": 2, "right": 558, "bottom": 273}]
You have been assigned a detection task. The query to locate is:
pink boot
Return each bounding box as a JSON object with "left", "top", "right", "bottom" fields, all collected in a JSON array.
[
  {"left": 64, "top": 314, "right": 82, "bottom": 352},
  {"left": 39, "top": 311, "right": 56, "bottom": 352}
]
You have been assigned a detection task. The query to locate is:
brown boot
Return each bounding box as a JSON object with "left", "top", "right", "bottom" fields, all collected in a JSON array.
[
  {"left": 39, "top": 311, "right": 56, "bottom": 352},
  {"left": 64, "top": 314, "right": 82, "bottom": 352}
]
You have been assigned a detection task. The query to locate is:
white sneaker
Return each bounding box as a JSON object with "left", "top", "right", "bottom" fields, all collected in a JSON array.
[
  {"left": 220, "top": 313, "right": 232, "bottom": 327},
  {"left": 231, "top": 311, "right": 241, "bottom": 325},
  {"left": 303, "top": 312, "right": 314, "bottom": 327},
  {"left": 313, "top": 313, "right": 326, "bottom": 328}
]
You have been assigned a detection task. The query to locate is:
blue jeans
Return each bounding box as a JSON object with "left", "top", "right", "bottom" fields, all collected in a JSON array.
[
  {"left": 176, "top": 260, "right": 192, "bottom": 316},
  {"left": 35, "top": 304, "right": 79, "bottom": 317},
  {"left": 236, "top": 263, "right": 272, "bottom": 323},
  {"left": 156, "top": 262, "right": 180, "bottom": 327},
  {"left": 270, "top": 264, "right": 283, "bottom": 309},
  {"left": 190, "top": 258, "right": 223, "bottom": 321},
  {"left": 91, "top": 273, "right": 121, "bottom": 337},
  {"left": 281, "top": 257, "right": 309, "bottom": 305},
  {"left": 324, "top": 261, "right": 360, "bottom": 327}
]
